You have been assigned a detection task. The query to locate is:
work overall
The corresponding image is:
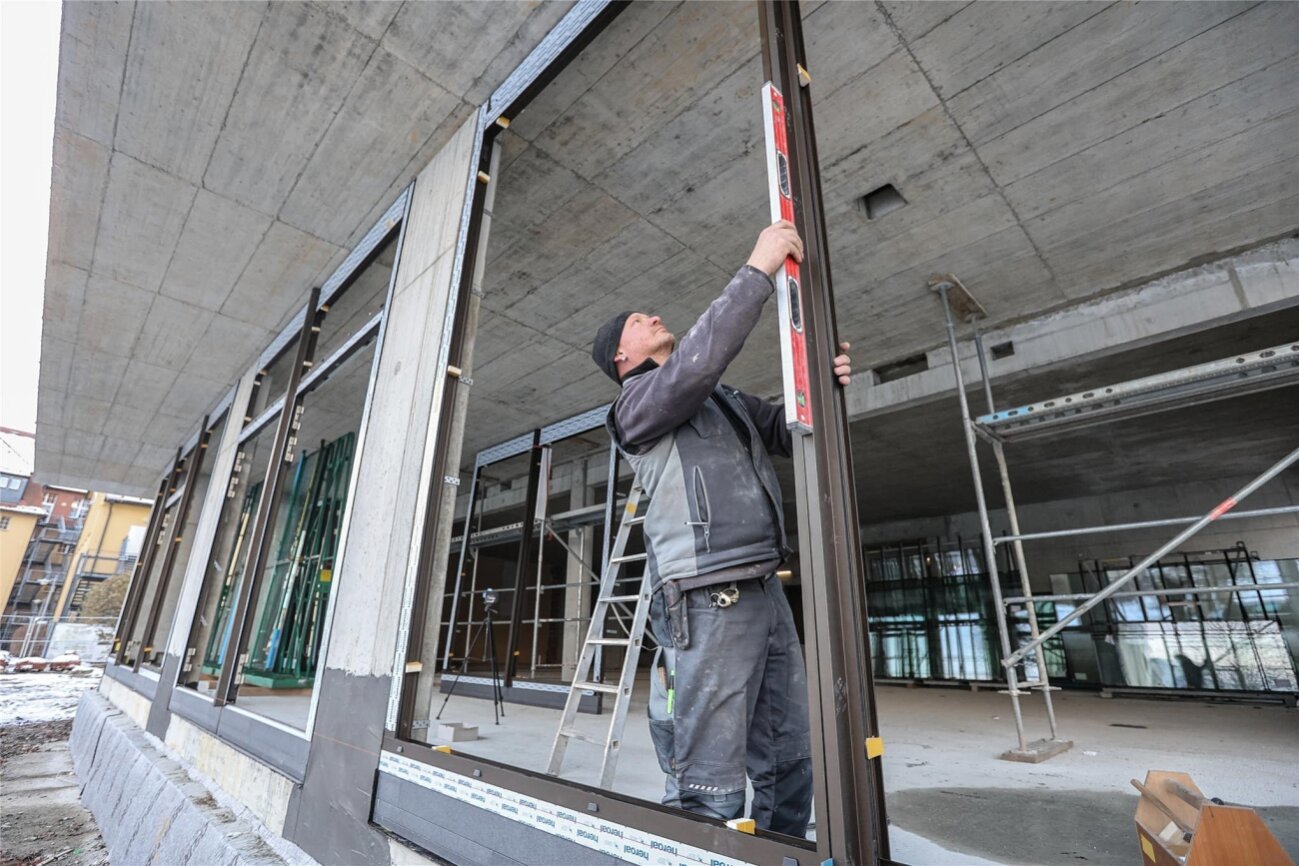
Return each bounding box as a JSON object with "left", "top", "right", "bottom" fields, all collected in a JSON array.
[
  {"left": 606, "top": 265, "right": 814, "bottom": 836},
  {"left": 647, "top": 572, "right": 813, "bottom": 836}
]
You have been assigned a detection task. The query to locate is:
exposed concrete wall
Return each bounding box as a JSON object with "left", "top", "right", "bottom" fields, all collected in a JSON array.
[
  {"left": 847, "top": 237, "right": 1299, "bottom": 421},
  {"left": 70, "top": 691, "right": 310, "bottom": 866}
]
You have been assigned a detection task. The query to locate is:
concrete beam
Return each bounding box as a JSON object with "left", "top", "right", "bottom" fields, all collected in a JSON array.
[{"left": 846, "top": 237, "right": 1299, "bottom": 421}]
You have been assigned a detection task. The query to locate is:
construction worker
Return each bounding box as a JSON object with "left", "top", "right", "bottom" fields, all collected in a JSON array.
[{"left": 591, "top": 220, "right": 851, "bottom": 837}]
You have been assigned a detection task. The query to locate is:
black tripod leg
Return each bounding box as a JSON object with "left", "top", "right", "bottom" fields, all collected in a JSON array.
[
  {"left": 436, "top": 616, "right": 484, "bottom": 721},
  {"left": 485, "top": 609, "right": 504, "bottom": 723}
]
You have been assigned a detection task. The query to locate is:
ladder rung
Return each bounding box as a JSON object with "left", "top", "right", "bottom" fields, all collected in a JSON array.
[
  {"left": 558, "top": 729, "right": 605, "bottom": 746},
  {"left": 600, "top": 594, "right": 641, "bottom": 604},
  {"left": 610, "top": 553, "right": 647, "bottom": 565},
  {"left": 625, "top": 516, "right": 645, "bottom": 525},
  {"left": 575, "top": 681, "right": 620, "bottom": 694},
  {"left": 588, "top": 638, "right": 631, "bottom": 646}
]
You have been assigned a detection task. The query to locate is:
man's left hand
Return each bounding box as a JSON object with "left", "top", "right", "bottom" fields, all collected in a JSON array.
[{"left": 833, "top": 342, "right": 852, "bottom": 386}]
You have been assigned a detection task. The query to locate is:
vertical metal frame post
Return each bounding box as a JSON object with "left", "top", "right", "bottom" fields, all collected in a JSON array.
[
  {"left": 758, "top": 2, "right": 888, "bottom": 862},
  {"left": 134, "top": 416, "right": 213, "bottom": 671},
  {"left": 214, "top": 288, "right": 321, "bottom": 706},
  {"left": 504, "top": 430, "right": 544, "bottom": 685},
  {"left": 441, "top": 463, "right": 483, "bottom": 670},
  {"left": 114, "top": 454, "right": 182, "bottom": 665}
]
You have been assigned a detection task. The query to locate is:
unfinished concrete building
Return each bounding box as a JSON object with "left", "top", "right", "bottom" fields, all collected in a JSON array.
[{"left": 39, "top": 2, "right": 1298, "bottom": 865}]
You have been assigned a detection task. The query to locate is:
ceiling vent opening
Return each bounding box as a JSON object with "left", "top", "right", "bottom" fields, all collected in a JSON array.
[
  {"left": 990, "top": 340, "right": 1015, "bottom": 360},
  {"left": 860, "top": 183, "right": 907, "bottom": 220},
  {"left": 873, "top": 352, "right": 929, "bottom": 384}
]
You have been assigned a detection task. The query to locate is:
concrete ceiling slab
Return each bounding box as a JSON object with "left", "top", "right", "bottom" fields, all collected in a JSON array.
[
  {"left": 202, "top": 2, "right": 375, "bottom": 221},
  {"left": 46, "top": 129, "right": 109, "bottom": 272},
  {"left": 277, "top": 47, "right": 465, "bottom": 244},
  {"left": 92, "top": 152, "right": 196, "bottom": 293},
  {"left": 161, "top": 189, "right": 274, "bottom": 312},
  {"left": 454, "top": 0, "right": 1298, "bottom": 478},
  {"left": 115, "top": 2, "right": 264, "bottom": 184},
  {"left": 41, "top": 1, "right": 575, "bottom": 492},
  {"left": 54, "top": 1, "right": 132, "bottom": 147},
  {"left": 39, "top": 1, "right": 1299, "bottom": 497}
]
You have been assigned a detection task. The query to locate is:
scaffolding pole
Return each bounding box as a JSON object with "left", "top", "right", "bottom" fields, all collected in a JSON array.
[
  {"left": 441, "top": 464, "right": 481, "bottom": 670},
  {"left": 934, "top": 281, "right": 1044, "bottom": 758},
  {"left": 1005, "top": 581, "right": 1299, "bottom": 605},
  {"left": 974, "top": 334, "right": 1060, "bottom": 741},
  {"left": 1003, "top": 444, "right": 1299, "bottom": 668},
  {"left": 991, "top": 504, "right": 1299, "bottom": 545}
]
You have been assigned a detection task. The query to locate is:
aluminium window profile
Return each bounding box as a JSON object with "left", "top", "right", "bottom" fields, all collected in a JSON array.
[
  {"left": 212, "top": 290, "right": 322, "bottom": 707},
  {"left": 318, "top": 191, "right": 411, "bottom": 311},
  {"left": 134, "top": 416, "right": 214, "bottom": 672},
  {"left": 295, "top": 311, "right": 383, "bottom": 398},
  {"left": 113, "top": 452, "right": 183, "bottom": 667},
  {"left": 240, "top": 399, "right": 286, "bottom": 445}
]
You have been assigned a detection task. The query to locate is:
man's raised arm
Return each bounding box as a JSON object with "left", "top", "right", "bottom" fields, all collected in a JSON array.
[{"left": 616, "top": 265, "right": 775, "bottom": 448}]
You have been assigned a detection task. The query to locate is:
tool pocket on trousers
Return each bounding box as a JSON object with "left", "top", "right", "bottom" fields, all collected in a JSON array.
[
  {"left": 661, "top": 581, "right": 690, "bottom": 650},
  {"left": 648, "top": 719, "right": 675, "bottom": 774}
]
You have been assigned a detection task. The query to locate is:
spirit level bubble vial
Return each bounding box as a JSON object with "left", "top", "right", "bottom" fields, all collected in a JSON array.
[{"left": 761, "top": 82, "right": 813, "bottom": 433}]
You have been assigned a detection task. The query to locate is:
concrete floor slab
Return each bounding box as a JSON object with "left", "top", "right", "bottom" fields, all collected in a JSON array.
[{"left": 427, "top": 676, "right": 1299, "bottom": 865}]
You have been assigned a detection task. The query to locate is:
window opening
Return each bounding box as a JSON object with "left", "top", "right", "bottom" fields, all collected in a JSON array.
[
  {"left": 178, "top": 417, "right": 279, "bottom": 698},
  {"left": 138, "top": 411, "right": 230, "bottom": 671},
  {"left": 231, "top": 336, "right": 377, "bottom": 729},
  {"left": 381, "top": 3, "right": 893, "bottom": 860}
]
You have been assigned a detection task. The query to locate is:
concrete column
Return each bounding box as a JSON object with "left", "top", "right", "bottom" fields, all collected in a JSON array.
[
  {"left": 561, "top": 458, "right": 595, "bottom": 680},
  {"left": 283, "top": 115, "right": 479, "bottom": 866}
]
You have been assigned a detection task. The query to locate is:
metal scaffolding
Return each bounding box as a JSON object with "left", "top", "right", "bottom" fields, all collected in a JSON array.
[
  {"left": 933, "top": 275, "right": 1299, "bottom": 760},
  {"left": 440, "top": 405, "right": 632, "bottom": 683}
]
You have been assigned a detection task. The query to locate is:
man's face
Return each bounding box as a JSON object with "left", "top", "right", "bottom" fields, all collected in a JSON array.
[{"left": 617, "top": 312, "right": 675, "bottom": 372}]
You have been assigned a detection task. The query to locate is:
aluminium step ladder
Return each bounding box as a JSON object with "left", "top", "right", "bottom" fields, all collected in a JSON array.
[{"left": 546, "top": 482, "right": 653, "bottom": 788}]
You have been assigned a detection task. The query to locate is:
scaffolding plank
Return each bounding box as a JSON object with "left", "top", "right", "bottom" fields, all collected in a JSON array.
[{"left": 977, "top": 341, "right": 1299, "bottom": 441}]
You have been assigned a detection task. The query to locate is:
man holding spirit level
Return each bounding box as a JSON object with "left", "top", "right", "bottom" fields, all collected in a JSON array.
[{"left": 591, "top": 220, "right": 851, "bottom": 836}]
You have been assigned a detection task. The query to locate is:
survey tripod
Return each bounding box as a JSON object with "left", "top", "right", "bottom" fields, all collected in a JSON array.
[{"left": 438, "top": 587, "right": 506, "bottom": 726}]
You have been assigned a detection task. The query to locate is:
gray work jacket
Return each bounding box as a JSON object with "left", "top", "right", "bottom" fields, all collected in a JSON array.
[{"left": 607, "top": 265, "right": 792, "bottom": 589}]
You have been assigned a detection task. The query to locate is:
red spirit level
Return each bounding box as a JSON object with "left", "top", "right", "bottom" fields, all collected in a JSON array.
[{"left": 761, "top": 82, "right": 813, "bottom": 433}]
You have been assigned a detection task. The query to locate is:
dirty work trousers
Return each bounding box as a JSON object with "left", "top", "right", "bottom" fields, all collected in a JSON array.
[{"left": 647, "top": 571, "right": 813, "bottom": 837}]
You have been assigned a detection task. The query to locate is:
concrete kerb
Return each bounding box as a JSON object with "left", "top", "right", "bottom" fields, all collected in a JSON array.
[{"left": 69, "top": 691, "right": 314, "bottom": 866}]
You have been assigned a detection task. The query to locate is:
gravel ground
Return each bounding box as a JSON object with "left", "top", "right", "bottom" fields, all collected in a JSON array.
[{"left": 1, "top": 672, "right": 108, "bottom": 866}]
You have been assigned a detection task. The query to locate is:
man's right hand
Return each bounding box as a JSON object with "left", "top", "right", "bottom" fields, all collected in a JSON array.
[{"left": 746, "top": 220, "right": 804, "bottom": 276}]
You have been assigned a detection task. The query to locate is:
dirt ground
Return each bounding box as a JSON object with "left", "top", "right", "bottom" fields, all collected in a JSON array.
[{"left": 0, "top": 677, "right": 108, "bottom": 866}]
